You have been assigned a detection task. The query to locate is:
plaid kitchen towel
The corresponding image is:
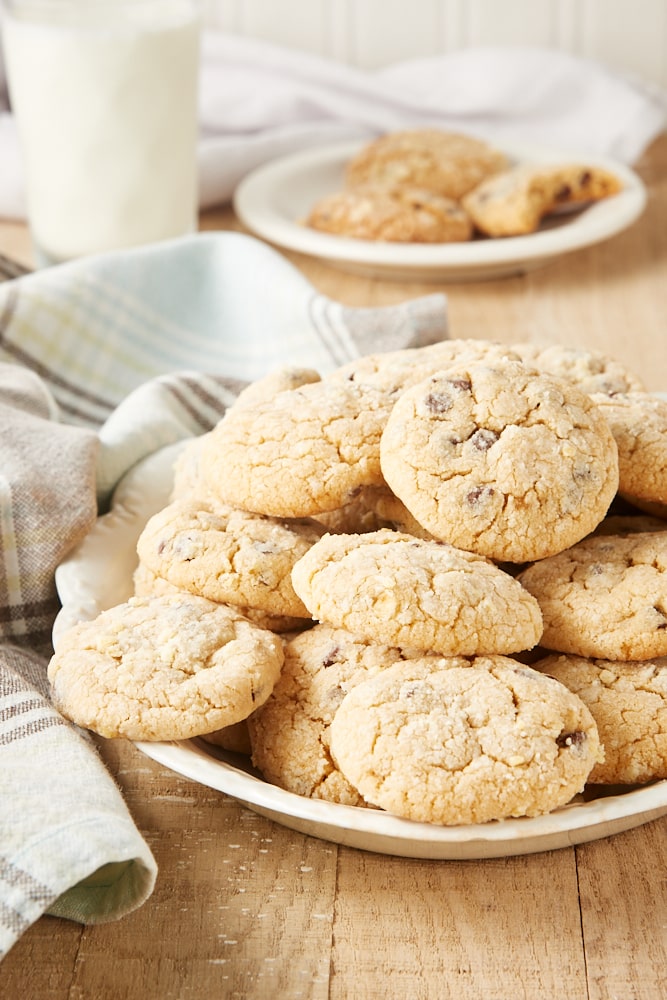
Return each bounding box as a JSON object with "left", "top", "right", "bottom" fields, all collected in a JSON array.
[{"left": 0, "top": 231, "right": 448, "bottom": 958}]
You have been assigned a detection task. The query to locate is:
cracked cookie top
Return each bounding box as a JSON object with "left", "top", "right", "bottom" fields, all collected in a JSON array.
[
  {"left": 136, "top": 498, "right": 323, "bottom": 619},
  {"left": 518, "top": 531, "right": 667, "bottom": 661},
  {"left": 47, "top": 593, "right": 285, "bottom": 741},
  {"left": 328, "top": 656, "right": 601, "bottom": 825},
  {"left": 291, "top": 529, "right": 543, "bottom": 655},
  {"left": 200, "top": 377, "right": 393, "bottom": 518},
  {"left": 379, "top": 359, "right": 619, "bottom": 562},
  {"left": 248, "top": 624, "right": 414, "bottom": 806},
  {"left": 511, "top": 342, "right": 645, "bottom": 397},
  {"left": 344, "top": 129, "right": 508, "bottom": 201},
  {"left": 535, "top": 653, "right": 667, "bottom": 785},
  {"left": 328, "top": 338, "right": 521, "bottom": 395}
]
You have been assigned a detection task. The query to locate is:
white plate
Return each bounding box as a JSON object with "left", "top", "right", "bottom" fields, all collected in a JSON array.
[
  {"left": 54, "top": 443, "right": 667, "bottom": 859},
  {"left": 233, "top": 139, "right": 647, "bottom": 282}
]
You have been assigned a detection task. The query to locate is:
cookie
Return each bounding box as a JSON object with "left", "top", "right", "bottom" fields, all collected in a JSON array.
[
  {"left": 511, "top": 343, "right": 645, "bottom": 397},
  {"left": 345, "top": 129, "right": 508, "bottom": 200},
  {"left": 518, "top": 532, "right": 667, "bottom": 660},
  {"left": 328, "top": 338, "right": 521, "bottom": 396},
  {"left": 136, "top": 499, "right": 322, "bottom": 619},
  {"left": 305, "top": 185, "right": 473, "bottom": 243},
  {"left": 328, "top": 656, "right": 601, "bottom": 825},
  {"left": 291, "top": 529, "right": 543, "bottom": 655},
  {"left": 200, "top": 377, "right": 393, "bottom": 517},
  {"left": 536, "top": 653, "right": 667, "bottom": 784},
  {"left": 231, "top": 366, "right": 322, "bottom": 409},
  {"left": 462, "top": 163, "right": 622, "bottom": 237},
  {"left": 132, "top": 560, "right": 307, "bottom": 634},
  {"left": 47, "top": 594, "right": 285, "bottom": 741},
  {"left": 171, "top": 432, "right": 220, "bottom": 506},
  {"left": 171, "top": 373, "right": 325, "bottom": 506},
  {"left": 249, "top": 624, "right": 415, "bottom": 805},
  {"left": 379, "top": 360, "right": 619, "bottom": 562},
  {"left": 591, "top": 392, "right": 667, "bottom": 504}
]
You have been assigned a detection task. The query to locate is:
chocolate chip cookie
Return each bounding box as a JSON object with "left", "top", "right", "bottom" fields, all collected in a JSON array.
[
  {"left": 136, "top": 498, "right": 322, "bottom": 619},
  {"left": 305, "top": 185, "right": 473, "bottom": 243},
  {"left": 345, "top": 129, "right": 508, "bottom": 200},
  {"left": 201, "top": 377, "right": 393, "bottom": 517},
  {"left": 536, "top": 653, "right": 667, "bottom": 784},
  {"left": 291, "top": 529, "right": 543, "bottom": 655},
  {"left": 48, "top": 594, "right": 285, "bottom": 741},
  {"left": 380, "top": 360, "right": 619, "bottom": 562},
  {"left": 329, "top": 656, "right": 601, "bottom": 824},
  {"left": 462, "top": 162, "right": 622, "bottom": 236},
  {"left": 518, "top": 532, "right": 667, "bottom": 660},
  {"left": 248, "top": 624, "right": 414, "bottom": 805}
]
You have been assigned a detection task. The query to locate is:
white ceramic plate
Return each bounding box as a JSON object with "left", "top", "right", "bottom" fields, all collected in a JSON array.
[
  {"left": 54, "top": 443, "right": 667, "bottom": 859},
  {"left": 233, "top": 139, "right": 647, "bottom": 283}
]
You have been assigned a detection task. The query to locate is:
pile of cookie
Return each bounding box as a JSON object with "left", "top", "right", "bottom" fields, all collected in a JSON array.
[
  {"left": 47, "top": 339, "right": 667, "bottom": 827},
  {"left": 304, "top": 128, "right": 622, "bottom": 242}
]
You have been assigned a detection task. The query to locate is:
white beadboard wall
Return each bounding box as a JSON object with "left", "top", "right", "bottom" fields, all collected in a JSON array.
[{"left": 202, "top": 0, "right": 667, "bottom": 88}]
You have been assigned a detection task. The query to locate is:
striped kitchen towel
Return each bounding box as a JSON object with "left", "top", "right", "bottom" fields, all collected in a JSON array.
[{"left": 0, "top": 230, "right": 448, "bottom": 958}]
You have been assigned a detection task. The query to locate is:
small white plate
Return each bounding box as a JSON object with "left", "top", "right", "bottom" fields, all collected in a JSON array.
[
  {"left": 53, "top": 441, "right": 667, "bottom": 859},
  {"left": 233, "top": 139, "right": 647, "bottom": 283}
]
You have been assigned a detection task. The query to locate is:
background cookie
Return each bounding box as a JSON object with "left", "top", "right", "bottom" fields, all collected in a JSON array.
[
  {"left": 48, "top": 594, "right": 285, "bottom": 741},
  {"left": 589, "top": 513, "right": 667, "bottom": 537},
  {"left": 200, "top": 720, "right": 253, "bottom": 756},
  {"left": 312, "top": 484, "right": 433, "bottom": 538},
  {"left": 329, "top": 656, "right": 601, "bottom": 825},
  {"left": 379, "top": 360, "right": 619, "bottom": 562},
  {"left": 291, "top": 529, "right": 543, "bottom": 655},
  {"left": 345, "top": 129, "right": 508, "bottom": 200},
  {"left": 462, "top": 162, "right": 622, "bottom": 236},
  {"left": 518, "top": 532, "right": 667, "bottom": 660},
  {"left": 171, "top": 432, "right": 219, "bottom": 507},
  {"left": 536, "top": 653, "right": 667, "bottom": 784},
  {"left": 231, "top": 366, "right": 322, "bottom": 409},
  {"left": 305, "top": 185, "right": 473, "bottom": 243}
]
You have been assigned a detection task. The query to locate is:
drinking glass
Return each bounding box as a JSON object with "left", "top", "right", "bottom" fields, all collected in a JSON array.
[{"left": 1, "top": 0, "right": 202, "bottom": 265}]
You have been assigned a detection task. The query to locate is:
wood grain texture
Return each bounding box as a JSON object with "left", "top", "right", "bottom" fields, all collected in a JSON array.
[
  {"left": 331, "top": 849, "right": 585, "bottom": 999},
  {"left": 577, "top": 822, "right": 667, "bottom": 1000},
  {"left": 1, "top": 133, "right": 666, "bottom": 1000}
]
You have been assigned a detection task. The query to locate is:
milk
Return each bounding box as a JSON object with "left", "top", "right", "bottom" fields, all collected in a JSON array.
[{"left": 2, "top": 1, "right": 201, "bottom": 264}]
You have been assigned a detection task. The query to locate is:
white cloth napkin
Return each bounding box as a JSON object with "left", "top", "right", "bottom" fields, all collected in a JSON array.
[
  {"left": 0, "top": 32, "right": 665, "bottom": 220},
  {"left": 0, "top": 231, "right": 448, "bottom": 959}
]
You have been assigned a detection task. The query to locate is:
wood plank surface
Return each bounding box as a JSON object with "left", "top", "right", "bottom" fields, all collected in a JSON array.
[{"left": 1, "top": 134, "right": 666, "bottom": 1000}]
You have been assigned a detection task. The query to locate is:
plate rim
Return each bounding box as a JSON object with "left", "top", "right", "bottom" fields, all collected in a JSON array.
[
  {"left": 135, "top": 736, "right": 667, "bottom": 856},
  {"left": 233, "top": 138, "right": 647, "bottom": 276}
]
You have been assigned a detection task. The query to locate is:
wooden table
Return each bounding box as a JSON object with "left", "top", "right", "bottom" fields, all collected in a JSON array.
[{"left": 2, "top": 135, "right": 667, "bottom": 999}]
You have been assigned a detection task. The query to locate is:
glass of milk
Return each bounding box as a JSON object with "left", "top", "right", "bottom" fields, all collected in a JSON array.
[{"left": 1, "top": 0, "right": 201, "bottom": 265}]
